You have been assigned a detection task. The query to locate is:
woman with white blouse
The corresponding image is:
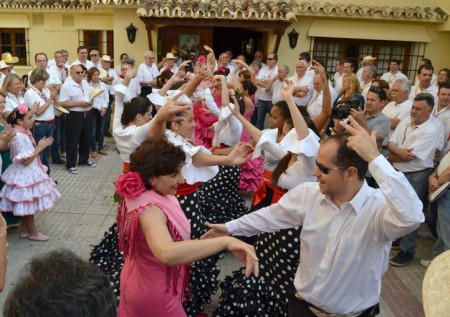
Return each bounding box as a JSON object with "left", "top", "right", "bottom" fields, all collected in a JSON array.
[
  {"left": 87, "top": 67, "right": 109, "bottom": 158},
  {"left": 2, "top": 73, "right": 26, "bottom": 118}
]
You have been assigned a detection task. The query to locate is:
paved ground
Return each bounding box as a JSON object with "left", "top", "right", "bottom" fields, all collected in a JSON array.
[{"left": 0, "top": 137, "right": 434, "bottom": 315}]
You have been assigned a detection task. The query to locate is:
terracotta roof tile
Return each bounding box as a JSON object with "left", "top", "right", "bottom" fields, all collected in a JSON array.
[{"left": 0, "top": 0, "right": 447, "bottom": 22}]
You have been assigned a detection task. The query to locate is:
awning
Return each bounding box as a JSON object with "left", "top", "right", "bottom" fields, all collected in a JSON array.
[
  {"left": 308, "top": 20, "right": 431, "bottom": 42},
  {"left": 0, "top": 14, "right": 30, "bottom": 28}
]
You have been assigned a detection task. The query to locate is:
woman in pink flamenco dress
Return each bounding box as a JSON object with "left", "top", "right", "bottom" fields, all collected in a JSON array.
[
  {"left": 193, "top": 67, "right": 229, "bottom": 148},
  {"left": 0, "top": 104, "right": 60, "bottom": 241},
  {"left": 116, "top": 136, "right": 259, "bottom": 317}
]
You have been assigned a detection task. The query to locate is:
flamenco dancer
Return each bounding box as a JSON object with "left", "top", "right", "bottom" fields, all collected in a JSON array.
[
  {"left": 149, "top": 91, "right": 253, "bottom": 315},
  {"left": 198, "top": 74, "right": 250, "bottom": 224},
  {"left": 89, "top": 66, "right": 193, "bottom": 298}
]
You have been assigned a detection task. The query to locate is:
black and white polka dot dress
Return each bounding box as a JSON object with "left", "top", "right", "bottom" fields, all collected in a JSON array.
[
  {"left": 214, "top": 226, "right": 301, "bottom": 317},
  {"left": 178, "top": 191, "right": 221, "bottom": 317},
  {"left": 198, "top": 165, "right": 249, "bottom": 224},
  {"left": 90, "top": 222, "right": 123, "bottom": 300}
]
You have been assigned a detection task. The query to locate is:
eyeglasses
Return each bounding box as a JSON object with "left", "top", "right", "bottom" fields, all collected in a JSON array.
[
  {"left": 267, "top": 57, "right": 275, "bottom": 60},
  {"left": 315, "top": 161, "right": 344, "bottom": 175},
  {"left": 76, "top": 71, "right": 84, "bottom": 75},
  {"left": 90, "top": 54, "right": 98, "bottom": 57},
  {"left": 147, "top": 57, "right": 155, "bottom": 59}
]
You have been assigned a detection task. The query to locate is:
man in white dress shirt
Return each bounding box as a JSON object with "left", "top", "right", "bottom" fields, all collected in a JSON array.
[
  {"left": 89, "top": 50, "right": 102, "bottom": 69},
  {"left": 410, "top": 64, "right": 438, "bottom": 104},
  {"left": 99, "top": 55, "right": 119, "bottom": 137},
  {"left": 307, "top": 73, "right": 337, "bottom": 120},
  {"left": 380, "top": 59, "right": 408, "bottom": 87},
  {"left": 265, "top": 65, "right": 289, "bottom": 105},
  {"left": 255, "top": 52, "right": 278, "bottom": 129},
  {"left": 59, "top": 64, "right": 96, "bottom": 174},
  {"left": 356, "top": 56, "right": 376, "bottom": 82},
  {"left": 388, "top": 93, "right": 443, "bottom": 267},
  {"left": 137, "top": 51, "right": 158, "bottom": 90},
  {"left": 382, "top": 78, "right": 413, "bottom": 144},
  {"left": 334, "top": 59, "right": 353, "bottom": 93},
  {"left": 204, "top": 117, "right": 423, "bottom": 316},
  {"left": 289, "top": 60, "right": 314, "bottom": 107},
  {"left": 71, "top": 46, "right": 94, "bottom": 69}
]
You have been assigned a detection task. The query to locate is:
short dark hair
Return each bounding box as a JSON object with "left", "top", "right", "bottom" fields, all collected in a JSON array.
[
  {"left": 414, "top": 92, "right": 435, "bottom": 109},
  {"left": 299, "top": 51, "right": 311, "bottom": 63},
  {"left": 389, "top": 59, "right": 401, "bottom": 65},
  {"left": 3, "top": 249, "right": 116, "bottom": 317},
  {"left": 120, "top": 53, "right": 129, "bottom": 60},
  {"left": 34, "top": 52, "right": 48, "bottom": 62},
  {"left": 130, "top": 136, "right": 186, "bottom": 189},
  {"left": 29, "top": 68, "right": 49, "bottom": 85},
  {"left": 77, "top": 45, "right": 88, "bottom": 53},
  {"left": 121, "top": 96, "right": 152, "bottom": 126},
  {"left": 438, "top": 81, "right": 450, "bottom": 92},
  {"left": 418, "top": 64, "right": 434, "bottom": 75},
  {"left": 326, "top": 133, "right": 368, "bottom": 181},
  {"left": 421, "top": 57, "right": 433, "bottom": 66},
  {"left": 368, "top": 86, "right": 387, "bottom": 101}
]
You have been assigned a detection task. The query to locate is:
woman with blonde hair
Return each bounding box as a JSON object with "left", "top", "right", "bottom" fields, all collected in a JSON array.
[{"left": 336, "top": 72, "right": 364, "bottom": 108}]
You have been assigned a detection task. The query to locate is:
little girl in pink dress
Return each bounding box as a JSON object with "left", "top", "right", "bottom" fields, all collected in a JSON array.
[{"left": 0, "top": 104, "right": 60, "bottom": 241}]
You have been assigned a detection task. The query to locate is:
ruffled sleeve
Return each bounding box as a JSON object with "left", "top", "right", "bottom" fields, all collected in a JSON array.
[
  {"left": 280, "top": 128, "right": 320, "bottom": 158},
  {"left": 252, "top": 128, "right": 286, "bottom": 160},
  {"left": 166, "top": 130, "right": 219, "bottom": 184},
  {"left": 11, "top": 134, "right": 35, "bottom": 163}
]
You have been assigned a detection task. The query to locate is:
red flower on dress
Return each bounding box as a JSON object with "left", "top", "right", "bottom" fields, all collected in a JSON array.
[
  {"left": 115, "top": 172, "right": 145, "bottom": 199},
  {"left": 197, "top": 56, "right": 206, "bottom": 63}
]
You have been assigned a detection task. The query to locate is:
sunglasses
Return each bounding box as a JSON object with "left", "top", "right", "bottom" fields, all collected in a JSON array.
[
  {"left": 76, "top": 71, "right": 84, "bottom": 75},
  {"left": 90, "top": 54, "right": 98, "bottom": 57},
  {"left": 315, "top": 161, "right": 344, "bottom": 174},
  {"left": 267, "top": 57, "right": 275, "bottom": 60}
]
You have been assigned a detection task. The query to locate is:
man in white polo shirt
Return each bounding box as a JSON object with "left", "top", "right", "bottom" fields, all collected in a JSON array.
[
  {"left": 255, "top": 52, "right": 278, "bottom": 130},
  {"left": 59, "top": 64, "right": 96, "bottom": 174}
]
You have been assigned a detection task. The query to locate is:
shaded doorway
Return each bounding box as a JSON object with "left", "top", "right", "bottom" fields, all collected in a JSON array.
[{"left": 213, "top": 27, "right": 265, "bottom": 62}]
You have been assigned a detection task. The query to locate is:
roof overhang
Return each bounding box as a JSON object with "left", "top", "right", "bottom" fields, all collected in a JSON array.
[{"left": 309, "top": 19, "right": 432, "bottom": 42}]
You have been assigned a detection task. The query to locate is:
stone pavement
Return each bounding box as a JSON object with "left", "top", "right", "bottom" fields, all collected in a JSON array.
[{"left": 0, "top": 137, "right": 435, "bottom": 316}]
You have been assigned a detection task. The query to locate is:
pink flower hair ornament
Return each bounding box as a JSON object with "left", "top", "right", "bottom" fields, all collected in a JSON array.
[
  {"left": 17, "top": 104, "right": 29, "bottom": 115},
  {"left": 115, "top": 171, "right": 146, "bottom": 200}
]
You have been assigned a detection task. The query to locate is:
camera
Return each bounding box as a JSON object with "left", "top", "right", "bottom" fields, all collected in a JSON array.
[{"left": 331, "top": 97, "right": 361, "bottom": 120}]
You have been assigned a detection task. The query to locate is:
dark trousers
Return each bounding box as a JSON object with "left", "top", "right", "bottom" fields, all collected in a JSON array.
[
  {"left": 65, "top": 110, "right": 93, "bottom": 169},
  {"left": 33, "top": 122, "right": 55, "bottom": 175},
  {"left": 288, "top": 295, "right": 379, "bottom": 317},
  {"left": 91, "top": 109, "right": 106, "bottom": 152},
  {"left": 103, "top": 94, "right": 114, "bottom": 135},
  {"left": 51, "top": 115, "right": 63, "bottom": 162}
]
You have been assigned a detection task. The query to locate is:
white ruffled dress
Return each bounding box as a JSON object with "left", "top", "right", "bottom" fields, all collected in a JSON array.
[{"left": 0, "top": 128, "right": 60, "bottom": 216}]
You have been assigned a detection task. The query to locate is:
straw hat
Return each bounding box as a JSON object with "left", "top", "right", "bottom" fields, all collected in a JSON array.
[
  {"left": 101, "top": 55, "right": 113, "bottom": 62},
  {"left": 360, "top": 56, "right": 376, "bottom": 65},
  {"left": 0, "top": 61, "right": 9, "bottom": 70},
  {"left": 165, "top": 53, "right": 176, "bottom": 59},
  {"left": 423, "top": 250, "right": 450, "bottom": 317},
  {"left": 1, "top": 52, "right": 19, "bottom": 64}
]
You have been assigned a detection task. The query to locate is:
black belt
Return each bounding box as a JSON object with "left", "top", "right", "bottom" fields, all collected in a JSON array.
[
  {"left": 34, "top": 120, "right": 55, "bottom": 124},
  {"left": 295, "top": 293, "right": 379, "bottom": 317},
  {"left": 401, "top": 168, "right": 433, "bottom": 175}
]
